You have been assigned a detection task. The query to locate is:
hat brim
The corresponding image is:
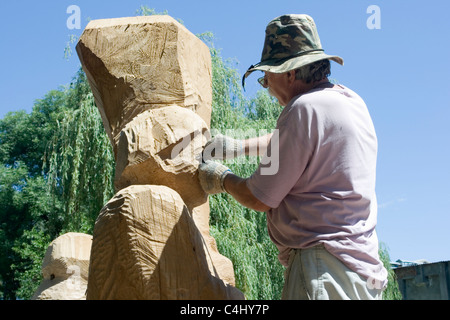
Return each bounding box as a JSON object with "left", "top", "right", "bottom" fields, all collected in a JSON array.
[{"left": 243, "top": 52, "right": 344, "bottom": 86}]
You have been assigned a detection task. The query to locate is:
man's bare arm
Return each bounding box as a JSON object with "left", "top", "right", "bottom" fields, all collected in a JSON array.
[
  {"left": 244, "top": 133, "right": 273, "bottom": 156},
  {"left": 223, "top": 174, "right": 271, "bottom": 212}
]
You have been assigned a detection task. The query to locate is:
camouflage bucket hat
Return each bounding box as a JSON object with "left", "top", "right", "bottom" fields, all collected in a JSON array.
[{"left": 242, "top": 14, "right": 344, "bottom": 88}]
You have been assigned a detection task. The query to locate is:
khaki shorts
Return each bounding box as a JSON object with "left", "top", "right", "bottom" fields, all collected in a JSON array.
[{"left": 282, "top": 244, "right": 383, "bottom": 300}]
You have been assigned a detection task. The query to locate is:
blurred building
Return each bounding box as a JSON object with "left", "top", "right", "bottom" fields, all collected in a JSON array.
[{"left": 392, "top": 259, "right": 450, "bottom": 300}]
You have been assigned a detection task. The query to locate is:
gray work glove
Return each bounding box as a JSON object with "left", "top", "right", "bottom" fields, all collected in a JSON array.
[
  {"left": 198, "top": 160, "right": 232, "bottom": 194},
  {"left": 203, "top": 134, "right": 244, "bottom": 161}
]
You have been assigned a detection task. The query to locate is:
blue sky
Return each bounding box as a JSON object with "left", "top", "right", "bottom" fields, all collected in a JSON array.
[{"left": 0, "top": 0, "right": 449, "bottom": 264}]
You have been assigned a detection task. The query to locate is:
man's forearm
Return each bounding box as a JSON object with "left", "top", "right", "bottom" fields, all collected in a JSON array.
[
  {"left": 223, "top": 174, "right": 271, "bottom": 212},
  {"left": 243, "top": 133, "right": 273, "bottom": 156}
]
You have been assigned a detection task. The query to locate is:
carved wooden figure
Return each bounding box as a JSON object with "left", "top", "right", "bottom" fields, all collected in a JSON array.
[{"left": 76, "top": 15, "right": 243, "bottom": 300}]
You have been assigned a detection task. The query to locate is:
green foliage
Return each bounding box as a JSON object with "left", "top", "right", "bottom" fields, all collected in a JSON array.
[
  {"left": 0, "top": 69, "right": 112, "bottom": 299},
  {"left": 44, "top": 92, "right": 115, "bottom": 234},
  {"left": 135, "top": 5, "right": 183, "bottom": 24},
  {"left": 0, "top": 161, "right": 54, "bottom": 299},
  {"left": 0, "top": 69, "right": 89, "bottom": 177},
  {"left": 135, "top": 6, "right": 168, "bottom": 16},
  {"left": 379, "top": 243, "right": 403, "bottom": 300},
  {"left": 64, "top": 34, "right": 78, "bottom": 60},
  {"left": 0, "top": 162, "right": 29, "bottom": 299},
  {"left": 12, "top": 228, "right": 51, "bottom": 299}
]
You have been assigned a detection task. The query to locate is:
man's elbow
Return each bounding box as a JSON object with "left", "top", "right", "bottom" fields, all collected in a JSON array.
[
  {"left": 249, "top": 198, "right": 272, "bottom": 212},
  {"left": 241, "top": 180, "right": 272, "bottom": 212},
  {"left": 225, "top": 175, "right": 272, "bottom": 212}
]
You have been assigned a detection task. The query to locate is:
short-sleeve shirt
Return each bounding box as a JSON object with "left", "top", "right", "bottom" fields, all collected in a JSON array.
[{"left": 246, "top": 83, "right": 388, "bottom": 286}]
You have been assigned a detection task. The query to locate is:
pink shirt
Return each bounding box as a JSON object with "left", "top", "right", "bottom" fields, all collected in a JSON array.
[{"left": 247, "top": 83, "right": 388, "bottom": 286}]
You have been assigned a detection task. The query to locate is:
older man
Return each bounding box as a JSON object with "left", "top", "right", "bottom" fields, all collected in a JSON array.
[{"left": 199, "top": 14, "right": 387, "bottom": 300}]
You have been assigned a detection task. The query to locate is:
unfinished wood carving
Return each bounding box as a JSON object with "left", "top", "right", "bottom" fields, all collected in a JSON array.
[
  {"left": 114, "top": 105, "right": 208, "bottom": 209},
  {"left": 32, "top": 233, "right": 92, "bottom": 300},
  {"left": 87, "top": 185, "right": 242, "bottom": 299},
  {"left": 76, "top": 15, "right": 212, "bottom": 157},
  {"left": 77, "top": 15, "right": 244, "bottom": 300}
]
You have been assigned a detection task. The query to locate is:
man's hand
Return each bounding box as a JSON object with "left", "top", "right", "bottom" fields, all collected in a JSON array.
[
  {"left": 198, "top": 160, "right": 272, "bottom": 211},
  {"left": 203, "top": 134, "right": 244, "bottom": 161},
  {"left": 198, "top": 160, "right": 232, "bottom": 194}
]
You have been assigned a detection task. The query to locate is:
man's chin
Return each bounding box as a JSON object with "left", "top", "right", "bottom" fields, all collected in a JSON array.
[{"left": 268, "top": 89, "right": 284, "bottom": 106}]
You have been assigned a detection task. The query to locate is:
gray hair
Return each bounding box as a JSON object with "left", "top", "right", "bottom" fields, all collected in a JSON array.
[{"left": 295, "top": 59, "right": 331, "bottom": 84}]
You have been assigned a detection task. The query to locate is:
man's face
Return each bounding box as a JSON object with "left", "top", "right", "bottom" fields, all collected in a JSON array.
[{"left": 263, "top": 72, "right": 290, "bottom": 106}]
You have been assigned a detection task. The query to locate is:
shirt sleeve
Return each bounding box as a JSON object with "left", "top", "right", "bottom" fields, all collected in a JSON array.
[{"left": 246, "top": 104, "right": 314, "bottom": 208}]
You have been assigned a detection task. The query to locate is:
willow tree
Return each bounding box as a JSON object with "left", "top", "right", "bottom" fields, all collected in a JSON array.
[{"left": 44, "top": 91, "right": 115, "bottom": 234}]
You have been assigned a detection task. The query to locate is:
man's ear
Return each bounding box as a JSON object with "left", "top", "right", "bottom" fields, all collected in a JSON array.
[{"left": 286, "top": 70, "right": 296, "bottom": 84}]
